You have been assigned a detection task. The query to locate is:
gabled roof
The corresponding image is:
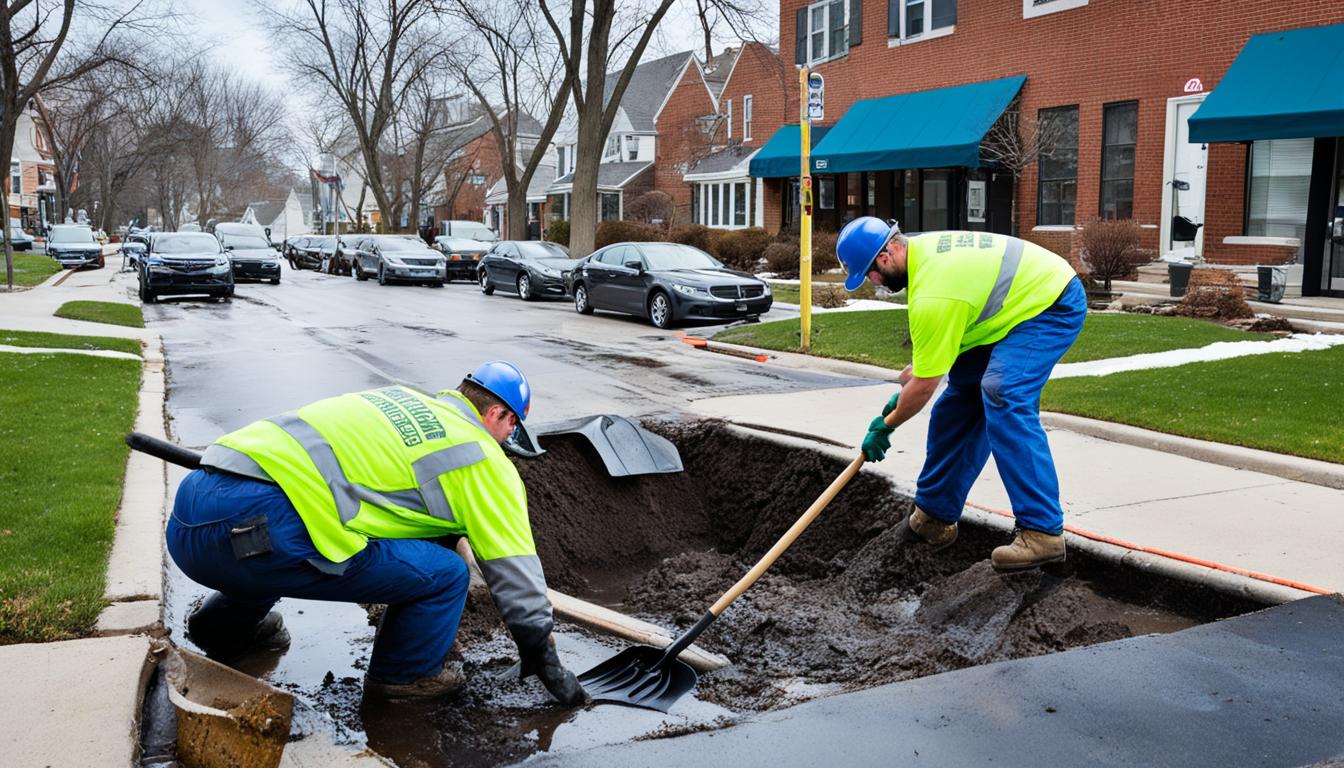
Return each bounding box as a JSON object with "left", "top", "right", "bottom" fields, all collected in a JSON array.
[
  {"left": 702, "top": 47, "right": 740, "bottom": 101},
  {"left": 246, "top": 200, "right": 286, "bottom": 227},
  {"left": 685, "top": 143, "right": 757, "bottom": 177},
  {"left": 547, "top": 161, "right": 653, "bottom": 193},
  {"left": 604, "top": 51, "right": 696, "bottom": 132},
  {"left": 485, "top": 165, "right": 556, "bottom": 205}
]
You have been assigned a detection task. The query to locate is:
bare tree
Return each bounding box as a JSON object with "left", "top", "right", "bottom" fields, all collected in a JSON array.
[
  {"left": 979, "top": 100, "right": 1068, "bottom": 236},
  {"left": 0, "top": 0, "right": 159, "bottom": 287}
]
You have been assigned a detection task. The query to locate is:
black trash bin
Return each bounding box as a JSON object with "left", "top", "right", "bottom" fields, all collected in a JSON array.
[
  {"left": 1169, "top": 262, "right": 1194, "bottom": 297},
  {"left": 1257, "top": 265, "right": 1286, "bottom": 303}
]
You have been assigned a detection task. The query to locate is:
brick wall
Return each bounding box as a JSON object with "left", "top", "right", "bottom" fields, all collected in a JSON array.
[
  {"left": 776, "top": 0, "right": 1344, "bottom": 261},
  {"left": 654, "top": 61, "right": 719, "bottom": 223},
  {"left": 444, "top": 132, "right": 503, "bottom": 223},
  {"left": 720, "top": 43, "right": 791, "bottom": 231}
]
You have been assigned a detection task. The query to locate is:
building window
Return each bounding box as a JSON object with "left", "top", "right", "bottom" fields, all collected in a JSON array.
[
  {"left": 626, "top": 135, "right": 640, "bottom": 161},
  {"left": 743, "top": 95, "right": 753, "bottom": 141},
  {"left": 600, "top": 192, "right": 620, "bottom": 220},
  {"left": 818, "top": 177, "right": 835, "bottom": 209},
  {"left": 556, "top": 147, "right": 565, "bottom": 178},
  {"left": 604, "top": 135, "right": 620, "bottom": 160},
  {"left": 733, "top": 182, "right": 748, "bottom": 226},
  {"left": 922, "top": 169, "right": 951, "bottom": 230},
  {"left": 695, "top": 181, "right": 754, "bottom": 229},
  {"left": 889, "top": 0, "right": 954, "bottom": 40},
  {"left": 9, "top": 160, "right": 20, "bottom": 195},
  {"left": 1246, "top": 138, "right": 1313, "bottom": 248},
  {"left": 1100, "top": 101, "right": 1137, "bottom": 220},
  {"left": 1023, "top": 0, "right": 1087, "bottom": 19},
  {"left": 806, "top": 0, "right": 848, "bottom": 64},
  {"left": 1036, "top": 106, "right": 1078, "bottom": 226}
]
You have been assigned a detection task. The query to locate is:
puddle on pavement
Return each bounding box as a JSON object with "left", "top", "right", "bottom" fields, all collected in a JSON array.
[{"left": 161, "top": 421, "right": 1260, "bottom": 766}]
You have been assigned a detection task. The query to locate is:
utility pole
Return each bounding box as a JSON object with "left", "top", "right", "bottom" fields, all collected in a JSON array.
[{"left": 798, "top": 67, "right": 814, "bottom": 354}]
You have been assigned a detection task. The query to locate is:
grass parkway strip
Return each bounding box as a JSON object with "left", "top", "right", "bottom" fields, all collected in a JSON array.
[
  {"left": 4, "top": 253, "right": 61, "bottom": 288},
  {"left": 54, "top": 300, "right": 145, "bottom": 328},
  {"left": 0, "top": 350, "right": 142, "bottom": 643}
]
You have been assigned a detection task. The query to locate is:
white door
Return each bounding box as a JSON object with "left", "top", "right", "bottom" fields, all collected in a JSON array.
[{"left": 1161, "top": 95, "right": 1209, "bottom": 261}]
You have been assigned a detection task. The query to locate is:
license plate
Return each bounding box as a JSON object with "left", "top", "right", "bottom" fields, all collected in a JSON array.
[
  {"left": 413, "top": 270, "right": 435, "bottom": 277},
  {"left": 735, "top": 302, "right": 747, "bottom": 311}
]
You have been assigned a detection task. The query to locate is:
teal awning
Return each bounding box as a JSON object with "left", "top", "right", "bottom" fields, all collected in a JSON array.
[
  {"left": 809, "top": 76, "right": 1026, "bottom": 174},
  {"left": 1189, "top": 22, "right": 1344, "bottom": 143},
  {"left": 748, "top": 125, "right": 831, "bottom": 178}
]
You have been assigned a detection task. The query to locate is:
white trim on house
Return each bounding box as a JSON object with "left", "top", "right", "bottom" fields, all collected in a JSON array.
[
  {"left": 1159, "top": 92, "right": 1208, "bottom": 261},
  {"left": 1223, "top": 236, "right": 1302, "bottom": 248},
  {"left": 805, "top": 0, "right": 850, "bottom": 65},
  {"left": 743, "top": 94, "right": 753, "bottom": 141},
  {"left": 1023, "top": 0, "right": 1088, "bottom": 20},
  {"left": 613, "top": 163, "right": 655, "bottom": 189},
  {"left": 683, "top": 167, "right": 755, "bottom": 183},
  {"left": 694, "top": 178, "right": 756, "bottom": 230},
  {"left": 652, "top": 55, "right": 718, "bottom": 128}
]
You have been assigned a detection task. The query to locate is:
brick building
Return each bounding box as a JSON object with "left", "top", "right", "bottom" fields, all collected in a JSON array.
[
  {"left": 751, "top": 0, "right": 1344, "bottom": 295},
  {"left": 434, "top": 111, "right": 544, "bottom": 237},
  {"left": 8, "top": 98, "right": 57, "bottom": 233}
]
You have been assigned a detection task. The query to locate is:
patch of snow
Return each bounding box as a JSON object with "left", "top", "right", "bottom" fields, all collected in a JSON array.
[
  {"left": 1051, "top": 333, "right": 1344, "bottom": 379},
  {"left": 0, "top": 344, "right": 141, "bottom": 361}
]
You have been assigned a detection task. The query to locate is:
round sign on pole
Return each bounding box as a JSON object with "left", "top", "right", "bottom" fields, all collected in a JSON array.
[{"left": 806, "top": 72, "right": 824, "bottom": 122}]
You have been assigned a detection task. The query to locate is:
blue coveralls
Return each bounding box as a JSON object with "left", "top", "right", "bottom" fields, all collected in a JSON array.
[
  {"left": 913, "top": 278, "right": 1087, "bottom": 535},
  {"left": 166, "top": 468, "right": 470, "bottom": 683}
]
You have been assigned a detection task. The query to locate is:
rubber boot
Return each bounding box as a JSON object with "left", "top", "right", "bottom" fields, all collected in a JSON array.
[
  {"left": 365, "top": 660, "right": 467, "bottom": 701},
  {"left": 895, "top": 507, "right": 958, "bottom": 552},
  {"left": 187, "top": 597, "right": 291, "bottom": 660},
  {"left": 991, "top": 529, "right": 1066, "bottom": 572}
]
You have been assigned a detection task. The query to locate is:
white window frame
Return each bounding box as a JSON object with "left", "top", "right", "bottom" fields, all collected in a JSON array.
[
  {"left": 626, "top": 135, "right": 640, "bottom": 161},
  {"left": 603, "top": 135, "right": 621, "bottom": 161},
  {"left": 556, "top": 146, "right": 566, "bottom": 179},
  {"left": 695, "top": 179, "right": 754, "bottom": 230},
  {"left": 743, "top": 95, "right": 753, "bottom": 141},
  {"left": 9, "top": 160, "right": 20, "bottom": 196},
  {"left": 1023, "top": 0, "right": 1087, "bottom": 20},
  {"left": 726, "top": 99, "right": 733, "bottom": 140},
  {"left": 888, "top": 0, "right": 955, "bottom": 46},
  {"left": 806, "top": 0, "right": 849, "bottom": 65}
]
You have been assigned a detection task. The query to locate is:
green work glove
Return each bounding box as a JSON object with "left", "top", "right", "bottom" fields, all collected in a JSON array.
[
  {"left": 862, "top": 415, "right": 895, "bottom": 462},
  {"left": 881, "top": 392, "right": 900, "bottom": 417}
]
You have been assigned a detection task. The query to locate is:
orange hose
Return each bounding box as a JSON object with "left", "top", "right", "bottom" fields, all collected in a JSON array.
[{"left": 963, "top": 501, "right": 1332, "bottom": 595}]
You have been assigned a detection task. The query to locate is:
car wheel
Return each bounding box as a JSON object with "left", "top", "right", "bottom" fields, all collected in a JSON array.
[
  {"left": 479, "top": 270, "right": 494, "bottom": 295},
  {"left": 270, "top": 276, "right": 280, "bottom": 285},
  {"left": 649, "top": 291, "right": 673, "bottom": 329},
  {"left": 517, "top": 273, "right": 533, "bottom": 301},
  {"left": 355, "top": 262, "right": 368, "bottom": 281},
  {"left": 378, "top": 264, "right": 388, "bottom": 285},
  {"left": 574, "top": 283, "right": 593, "bottom": 315}
]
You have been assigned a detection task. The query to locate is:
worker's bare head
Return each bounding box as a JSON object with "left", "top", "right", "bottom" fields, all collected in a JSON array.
[
  {"left": 868, "top": 232, "right": 910, "bottom": 292},
  {"left": 457, "top": 379, "right": 518, "bottom": 443}
]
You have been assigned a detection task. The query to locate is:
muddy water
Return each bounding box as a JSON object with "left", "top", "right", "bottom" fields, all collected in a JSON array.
[{"left": 167, "top": 423, "right": 1259, "bottom": 767}]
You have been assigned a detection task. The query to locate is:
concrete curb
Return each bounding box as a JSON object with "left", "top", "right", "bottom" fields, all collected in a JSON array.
[
  {"left": 98, "top": 333, "right": 169, "bottom": 636},
  {"left": 1039, "top": 412, "right": 1344, "bottom": 491},
  {"left": 719, "top": 422, "right": 1319, "bottom": 606}
]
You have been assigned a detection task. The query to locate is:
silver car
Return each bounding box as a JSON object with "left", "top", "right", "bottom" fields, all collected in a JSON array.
[{"left": 351, "top": 235, "right": 446, "bottom": 286}]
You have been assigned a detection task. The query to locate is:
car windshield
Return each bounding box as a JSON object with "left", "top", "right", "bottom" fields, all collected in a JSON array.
[
  {"left": 517, "top": 242, "right": 570, "bottom": 260},
  {"left": 50, "top": 226, "right": 95, "bottom": 244},
  {"left": 437, "top": 237, "right": 482, "bottom": 250},
  {"left": 155, "top": 234, "right": 221, "bottom": 254},
  {"left": 374, "top": 237, "right": 425, "bottom": 251},
  {"left": 221, "top": 234, "right": 270, "bottom": 249},
  {"left": 639, "top": 243, "right": 721, "bottom": 270}
]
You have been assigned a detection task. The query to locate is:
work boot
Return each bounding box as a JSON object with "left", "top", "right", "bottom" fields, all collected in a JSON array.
[
  {"left": 991, "top": 529, "right": 1066, "bottom": 572},
  {"left": 188, "top": 608, "right": 291, "bottom": 660},
  {"left": 365, "top": 660, "right": 467, "bottom": 701},
  {"left": 895, "top": 507, "right": 958, "bottom": 552}
]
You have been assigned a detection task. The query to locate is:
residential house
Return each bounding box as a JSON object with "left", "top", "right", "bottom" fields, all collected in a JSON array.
[
  {"left": 483, "top": 164, "right": 555, "bottom": 240},
  {"left": 9, "top": 97, "right": 58, "bottom": 233},
  {"left": 433, "top": 110, "right": 544, "bottom": 236},
  {"left": 242, "top": 187, "right": 312, "bottom": 241},
  {"left": 756, "top": 0, "right": 1344, "bottom": 295}
]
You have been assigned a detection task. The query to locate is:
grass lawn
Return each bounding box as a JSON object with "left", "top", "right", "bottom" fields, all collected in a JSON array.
[
  {"left": 1042, "top": 346, "right": 1344, "bottom": 464},
  {"left": 0, "top": 329, "right": 142, "bottom": 356},
  {"left": 714, "top": 310, "right": 1272, "bottom": 367},
  {"left": 4, "top": 252, "right": 61, "bottom": 288},
  {"left": 0, "top": 352, "right": 141, "bottom": 643},
  {"left": 767, "top": 280, "right": 899, "bottom": 307},
  {"left": 55, "top": 300, "right": 144, "bottom": 328}
]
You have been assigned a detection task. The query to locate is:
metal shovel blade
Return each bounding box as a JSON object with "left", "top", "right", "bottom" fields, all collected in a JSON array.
[{"left": 577, "top": 645, "right": 698, "bottom": 713}]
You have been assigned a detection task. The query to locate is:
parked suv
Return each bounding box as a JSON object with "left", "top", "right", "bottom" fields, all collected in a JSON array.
[
  {"left": 352, "top": 235, "right": 446, "bottom": 286},
  {"left": 138, "top": 232, "right": 234, "bottom": 303},
  {"left": 284, "top": 235, "right": 325, "bottom": 270},
  {"left": 45, "top": 224, "right": 104, "bottom": 268},
  {"left": 214, "top": 222, "right": 281, "bottom": 284}
]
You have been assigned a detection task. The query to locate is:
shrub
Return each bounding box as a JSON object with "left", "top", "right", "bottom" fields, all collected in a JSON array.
[
  {"left": 813, "top": 283, "right": 849, "bottom": 308},
  {"left": 1080, "top": 218, "right": 1148, "bottom": 292},
  {"left": 625, "top": 191, "right": 675, "bottom": 227},
  {"left": 595, "top": 220, "right": 661, "bottom": 248},
  {"left": 1175, "top": 268, "right": 1254, "bottom": 321},
  {"left": 810, "top": 229, "right": 840, "bottom": 273},
  {"left": 544, "top": 219, "right": 570, "bottom": 247},
  {"left": 669, "top": 223, "right": 718, "bottom": 254},
  {"left": 764, "top": 241, "right": 799, "bottom": 277},
  {"left": 715, "top": 227, "right": 774, "bottom": 271}
]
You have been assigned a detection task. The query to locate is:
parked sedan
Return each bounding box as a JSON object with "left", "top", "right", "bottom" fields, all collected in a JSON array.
[
  {"left": 285, "top": 235, "right": 326, "bottom": 270},
  {"left": 138, "top": 232, "right": 233, "bottom": 303},
  {"left": 9, "top": 225, "right": 33, "bottom": 251},
  {"left": 566, "top": 242, "right": 772, "bottom": 329},
  {"left": 352, "top": 235, "right": 446, "bottom": 286},
  {"left": 479, "top": 241, "right": 576, "bottom": 300},
  {"left": 215, "top": 222, "right": 281, "bottom": 284},
  {"left": 45, "top": 224, "right": 105, "bottom": 268},
  {"left": 434, "top": 236, "right": 491, "bottom": 282},
  {"left": 319, "top": 236, "right": 354, "bottom": 275}
]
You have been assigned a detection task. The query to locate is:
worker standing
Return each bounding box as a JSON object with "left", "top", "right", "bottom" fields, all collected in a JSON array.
[
  {"left": 836, "top": 218, "right": 1084, "bottom": 571},
  {"left": 165, "top": 361, "right": 585, "bottom": 704}
]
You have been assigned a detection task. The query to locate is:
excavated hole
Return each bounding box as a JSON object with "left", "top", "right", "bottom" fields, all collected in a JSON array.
[{"left": 361, "top": 421, "right": 1259, "bottom": 766}]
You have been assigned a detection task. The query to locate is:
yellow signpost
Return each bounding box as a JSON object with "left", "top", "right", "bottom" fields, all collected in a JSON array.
[{"left": 799, "top": 67, "right": 813, "bottom": 353}]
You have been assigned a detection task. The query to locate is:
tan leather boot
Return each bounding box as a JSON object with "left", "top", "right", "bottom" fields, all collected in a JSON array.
[
  {"left": 365, "top": 660, "right": 467, "bottom": 700},
  {"left": 897, "top": 507, "right": 958, "bottom": 552},
  {"left": 991, "top": 529, "right": 1066, "bottom": 571}
]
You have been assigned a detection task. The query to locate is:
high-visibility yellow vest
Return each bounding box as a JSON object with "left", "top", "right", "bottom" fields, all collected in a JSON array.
[{"left": 200, "top": 386, "right": 552, "bottom": 651}]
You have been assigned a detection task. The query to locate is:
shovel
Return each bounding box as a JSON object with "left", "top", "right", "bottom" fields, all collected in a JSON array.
[{"left": 578, "top": 450, "right": 870, "bottom": 712}]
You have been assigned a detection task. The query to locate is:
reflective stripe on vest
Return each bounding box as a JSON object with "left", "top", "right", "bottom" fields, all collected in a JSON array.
[
  {"left": 437, "top": 392, "right": 488, "bottom": 433},
  {"left": 268, "top": 413, "right": 486, "bottom": 524},
  {"left": 974, "top": 237, "right": 1026, "bottom": 325},
  {"left": 476, "top": 553, "right": 554, "bottom": 651},
  {"left": 201, "top": 444, "right": 274, "bottom": 482}
]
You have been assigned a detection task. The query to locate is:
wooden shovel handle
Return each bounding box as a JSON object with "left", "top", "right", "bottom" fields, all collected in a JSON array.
[{"left": 709, "top": 453, "right": 866, "bottom": 616}]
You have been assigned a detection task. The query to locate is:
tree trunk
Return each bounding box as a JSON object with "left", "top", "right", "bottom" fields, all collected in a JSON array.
[
  {"left": 568, "top": 92, "right": 606, "bottom": 258},
  {"left": 1, "top": 123, "right": 17, "bottom": 289},
  {"left": 507, "top": 192, "right": 528, "bottom": 241}
]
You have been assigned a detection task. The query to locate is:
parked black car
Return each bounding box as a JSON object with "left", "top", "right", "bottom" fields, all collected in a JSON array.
[
  {"left": 45, "top": 224, "right": 104, "bottom": 269},
  {"left": 566, "top": 242, "right": 772, "bottom": 328},
  {"left": 9, "top": 225, "right": 34, "bottom": 251},
  {"left": 285, "top": 235, "right": 326, "bottom": 270},
  {"left": 352, "top": 235, "right": 446, "bottom": 286},
  {"left": 434, "top": 236, "right": 492, "bottom": 282},
  {"left": 479, "top": 241, "right": 576, "bottom": 300},
  {"left": 138, "top": 232, "right": 234, "bottom": 303},
  {"left": 317, "top": 236, "right": 354, "bottom": 275},
  {"left": 215, "top": 222, "right": 281, "bottom": 284}
]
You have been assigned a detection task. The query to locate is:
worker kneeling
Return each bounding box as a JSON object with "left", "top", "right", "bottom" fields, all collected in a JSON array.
[
  {"left": 165, "top": 361, "right": 586, "bottom": 704},
  {"left": 837, "top": 219, "right": 1084, "bottom": 571}
]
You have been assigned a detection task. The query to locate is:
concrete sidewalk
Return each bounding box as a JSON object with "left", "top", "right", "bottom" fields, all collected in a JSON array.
[
  {"left": 689, "top": 380, "right": 1344, "bottom": 596},
  {"left": 0, "top": 263, "right": 154, "bottom": 341}
]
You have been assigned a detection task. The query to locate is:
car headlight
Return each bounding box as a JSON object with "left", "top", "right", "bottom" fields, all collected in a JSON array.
[
  {"left": 384, "top": 255, "right": 405, "bottom": 266},
  {"left": 539, "top": 267, "right": 560, "bottom": 277},
  {"left": 214, "top": 257, "right": 229, "bottom": 267},
  {"left": 763, "top": 283, "right": 772, "bottom": 296},
  {"left": 672, "top": 283, "right": 705, "bottom": 296}
]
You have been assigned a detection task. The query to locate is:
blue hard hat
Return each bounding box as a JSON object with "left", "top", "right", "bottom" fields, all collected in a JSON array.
[
  {"left": 837, "top": 216, "right": 899, "bottom": 291},
  {"left": 465, "top": 360, "right": 531, "bottom": 421}
]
